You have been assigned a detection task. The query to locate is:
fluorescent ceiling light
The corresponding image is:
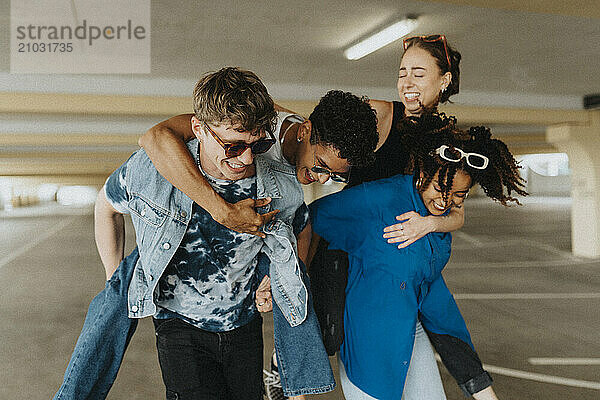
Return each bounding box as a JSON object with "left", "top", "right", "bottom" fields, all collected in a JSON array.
[{"left": 344, "top": 17, "right": 419, "bottom": 60}]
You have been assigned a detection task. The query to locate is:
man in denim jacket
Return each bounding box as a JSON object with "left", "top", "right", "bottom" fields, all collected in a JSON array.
[{"left": 54, "top": 67, "right": 333, "bottom": 400}]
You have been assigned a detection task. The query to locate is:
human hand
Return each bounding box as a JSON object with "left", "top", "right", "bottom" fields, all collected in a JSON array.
[
  {"left": 214, "top": 198, "right": 279, "bottom": 238},
  {"left": 255, "top": 276, "right": 273, "bottom": 312},
  {"left": 382, "top": 211, "right": 435, "bottom": 249},
  {"left": 472, "top": 386, "right": 499, "bottom": 400}
]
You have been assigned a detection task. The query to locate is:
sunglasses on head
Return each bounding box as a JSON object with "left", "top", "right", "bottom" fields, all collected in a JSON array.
[
  {"left": 203, "top": 122, "right": 275, "bottom": 158},
  {"left": 435, "top": 145, "right": 489, "bottom": 170},
  {"left": 403, "top": 34, "right": 451, "bottom": 69}
]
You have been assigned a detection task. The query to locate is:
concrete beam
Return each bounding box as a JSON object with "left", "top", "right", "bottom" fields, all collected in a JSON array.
[
  {"left": 0, "top": 92, "right": 191, "bottom": 116},
  {"left": 0, "top": 175, "right": 108, "bottom": 187},
  {"left": 0, "top": 151, "right": 134, "bottom": 160},
  {"left": 440, "top": 104, "right": 589, "bottom": 126},
  {"left": 0, "top": 92, "right": 590, "bottom": 126},
  {"left": 0, "top": 133, "right": 140, "bottom": 147},
  {"left": 0, "top": 158, "right": 120, "bottom": 176}
]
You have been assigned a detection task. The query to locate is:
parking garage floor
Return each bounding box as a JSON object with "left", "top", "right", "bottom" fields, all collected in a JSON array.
[{"left": 1, "top": 196, "right": 599, "bottom": 400}]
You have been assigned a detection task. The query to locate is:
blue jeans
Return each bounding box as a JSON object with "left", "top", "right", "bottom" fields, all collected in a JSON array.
[
  {"left": 54, "top": 249, "right": 334, "bottom": 399},
  {"left": 53, "top": 249, "right": 139, "bottom": 400},
  {"left": 338, "top": 322, "right": 446, "bottom": 400},
  {"left": 256, "top": 253, "right": 335, "bottom": 396}
]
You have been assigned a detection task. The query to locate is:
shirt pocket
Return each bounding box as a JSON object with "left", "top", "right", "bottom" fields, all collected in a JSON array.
[
  {"left": 128, "top": 195, "right": 168, "bottom": 248},
  {"left": 128, "top": 195, "right": 168, "bottom": 227}
]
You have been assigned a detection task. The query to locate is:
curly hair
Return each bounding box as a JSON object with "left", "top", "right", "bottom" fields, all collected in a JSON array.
[
  {"left": 401, "top": 112, "right": 528, "bottom": 205},
  {"left": 308, "top": 90, "right": 378, "bottom": 167},
  {"left": 193, "top": 67, "right": 277, "bottom": 136}
]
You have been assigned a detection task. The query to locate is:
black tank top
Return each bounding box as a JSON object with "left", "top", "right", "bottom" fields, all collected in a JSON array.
[{"left": 348, "top": 101, "right": 408, "bottom": 187}]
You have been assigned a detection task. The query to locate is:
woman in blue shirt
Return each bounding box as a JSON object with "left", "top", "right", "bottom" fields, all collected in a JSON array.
[{"left": 309, "top": 113, "right": 527, "bottom": 400}]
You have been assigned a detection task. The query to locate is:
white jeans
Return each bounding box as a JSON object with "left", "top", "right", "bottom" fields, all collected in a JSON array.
[{"left": 338, "top": 321, "right": 446, "bottom": 400}]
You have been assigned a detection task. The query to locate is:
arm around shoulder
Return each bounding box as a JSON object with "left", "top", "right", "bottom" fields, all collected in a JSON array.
[
  {"left": 139, "top": 114, "right": 272, "bottom": 236},
  {"left": 138, "top": 113, "right": 223, "bottom": 212},
  {"left": 138, "top": 114, "right": 196, "bottom": 149},
  {"left": 384, "top": 203, "right": 465, "bottom": 249},
  {"left": 430, "top": 205, "right": 464, "bottom": 233}
]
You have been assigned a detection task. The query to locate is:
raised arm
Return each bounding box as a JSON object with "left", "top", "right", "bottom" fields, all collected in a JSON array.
[
  {"left": 384, "top": 206, "right": 465, "bottom": 249},
  {"left": 138, "top": 114, "right": 275, "bottom": 237},
  {"left": 94, "top": 189, "right": 126, "bottom": 280}
]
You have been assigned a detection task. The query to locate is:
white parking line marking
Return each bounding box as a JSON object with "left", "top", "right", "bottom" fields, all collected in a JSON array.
[
  {"left": 0, "top": 217, "right": 77, "bottom": 271},
  {"left": 454, "top": 293, "right": 600, "bottom": 300},
  {"left": 453, "top": 231, "right": 485, "bottom": 247},
  {"left": 523, "top": 241, "right": 573, "bottom": 259},
  {"left": 451, "top": 238, "right": 579, "bottom": 262},
  {"left": 529, "top": 358, "right": 600, "bottom": 366},
  {"left": 483, "top": 364, "right": 600, "bottom": 390},
  {"left": 449, "top": 259, "right": 600, "bottom": 269},
  {"left": 435, "top": 356, "right": 600, "bottom": 390}
]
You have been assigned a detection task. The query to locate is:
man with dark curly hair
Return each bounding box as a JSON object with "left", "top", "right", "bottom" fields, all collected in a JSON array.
[{"left": 283, "top": 89, "right": 379, "bottom": 185}]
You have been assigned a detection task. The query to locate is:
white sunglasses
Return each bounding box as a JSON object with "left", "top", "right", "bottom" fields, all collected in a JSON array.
[{"left": 434, "top": 145, "right": 489, "bottom": 170}]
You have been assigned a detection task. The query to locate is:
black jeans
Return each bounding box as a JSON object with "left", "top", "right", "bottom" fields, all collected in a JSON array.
[{"left": 153, "top": 316, "right": 264, "bottom": 400}]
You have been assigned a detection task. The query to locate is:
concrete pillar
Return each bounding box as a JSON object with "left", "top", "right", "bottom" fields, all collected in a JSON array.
[{"left": 547, "top": 110, "right": 600, "bottom": 257}]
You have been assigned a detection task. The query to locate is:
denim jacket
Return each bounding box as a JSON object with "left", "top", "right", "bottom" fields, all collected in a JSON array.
[
  {"left": 121, "top": 140, "right": 333, "bottom": 395},
  {"left": 123, "top": 140, "right": 308, "bottom": 325},
  {"left": 256, "top": 156, "right": 309, "bottom": 327}
]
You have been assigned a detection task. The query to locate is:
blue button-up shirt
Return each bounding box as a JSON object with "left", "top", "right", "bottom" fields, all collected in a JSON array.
[{"left": 310, "top": 174, "right": 474, "bottom": 400}]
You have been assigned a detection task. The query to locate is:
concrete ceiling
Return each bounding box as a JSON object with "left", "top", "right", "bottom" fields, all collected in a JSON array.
[
  {"left": 0, "top": 0, "right": 599, "bottom": 103},
  {"left": 1, "top": 1, "right": 597, "bottom": 184},
  {"left": 150, "top": 0, "right": 600, "bottom": 97}
]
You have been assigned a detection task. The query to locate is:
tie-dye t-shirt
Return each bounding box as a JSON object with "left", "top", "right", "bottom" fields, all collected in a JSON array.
[{"left": 104, "top": 161, "right": 263, "bottom": 332}]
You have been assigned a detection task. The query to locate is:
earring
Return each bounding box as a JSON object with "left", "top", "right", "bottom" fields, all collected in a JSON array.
[
  {"left": 416, "top": 178, "right": 423, "bottom": 190},
  {"left": 297, "top": 136, "right": 302, "bottom": 143}
]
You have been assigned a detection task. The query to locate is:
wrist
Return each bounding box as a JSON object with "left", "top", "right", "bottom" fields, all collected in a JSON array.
[
  {"left": 459, "top": 371, "right": 494, "bottom": 398},
  {"left": 426, "top": 215, "right": 439, "bottom": 233},
  {"left": 205, "top": 192, "right": 232, "bottom": 223}
]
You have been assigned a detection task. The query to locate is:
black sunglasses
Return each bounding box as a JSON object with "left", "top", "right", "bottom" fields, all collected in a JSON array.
[
  {"left": 310, "top": 165, "right": 350, "bottom": 183},
  {"left": 204, "top": 122, "right": 275, "bottom": 158},
  {"left": 310, "top": 148, "right": 350, "bottom": 183}
]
